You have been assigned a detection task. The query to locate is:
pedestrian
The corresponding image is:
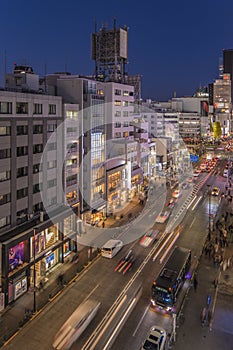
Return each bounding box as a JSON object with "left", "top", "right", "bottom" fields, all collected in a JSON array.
[
  {"left": 201, "top": 307, "right": 207, "bottom": 326},
  {"left": 102, "top": 221, "right": 105, "bottom": 228},
  {"left": 193, "top": 275, "right": 198, "bottom": 292},
  {"left": 208, "top": 309, "right": 213, "bottom": 331},
  {"left": 58, "top": 272, "right": 64, "bottom": 285}
]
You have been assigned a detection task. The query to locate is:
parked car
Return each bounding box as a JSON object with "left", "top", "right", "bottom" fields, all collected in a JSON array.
[{"left": 141, "top": 325, "right": 167, "bottom": 350}]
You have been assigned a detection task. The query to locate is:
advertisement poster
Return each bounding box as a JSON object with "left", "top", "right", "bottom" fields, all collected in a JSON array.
[{"left": 9, "top": 242, "right": 25, "bottom": 272}]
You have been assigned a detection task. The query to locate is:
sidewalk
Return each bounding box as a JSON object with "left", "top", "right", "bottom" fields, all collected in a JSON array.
[{"left": 172, "top": 195, "right": 233, "bottom": 350}]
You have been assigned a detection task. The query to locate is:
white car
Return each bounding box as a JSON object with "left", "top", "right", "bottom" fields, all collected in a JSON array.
[
  {"left": 193, "top": 171, "right": 200, "bottom": 177},
  {"left": 141, "top": 325, "right": 167, "bottom": 350},
  {"left": 155, "top": 211, "right": 170, "bottom": 223}
]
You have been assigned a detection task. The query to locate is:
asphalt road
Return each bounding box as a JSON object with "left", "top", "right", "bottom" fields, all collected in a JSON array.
[{"left": 3, "top": 157, "right": 231, "bottom": 350}]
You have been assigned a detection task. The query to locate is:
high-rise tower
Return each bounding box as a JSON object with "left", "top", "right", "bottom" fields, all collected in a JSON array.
[{"left": 223, "top": 49, "right": 233, "bottom": 101}]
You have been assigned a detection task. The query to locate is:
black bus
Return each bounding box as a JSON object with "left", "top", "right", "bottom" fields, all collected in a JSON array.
[{"left": 151, "top": 246, "right": 191, "bottom": 312}]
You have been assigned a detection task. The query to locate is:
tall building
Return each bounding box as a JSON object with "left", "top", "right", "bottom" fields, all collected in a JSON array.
[
  {"left": 213, "top": 73, "right": 232, "bottom": 135},
  {"left": 0, "top": 67, "right": 81, "bottom": 308},
  {"left": 223, "top": 49, "right": 233, "bottom": 102}
]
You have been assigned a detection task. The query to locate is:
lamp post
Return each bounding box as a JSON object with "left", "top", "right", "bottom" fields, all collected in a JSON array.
[
  {"left": 207, "top": 185, "right": 211, "bottom": 241},
  {"left": 33, "top": 228, "right": 37, "bottom": 313}
]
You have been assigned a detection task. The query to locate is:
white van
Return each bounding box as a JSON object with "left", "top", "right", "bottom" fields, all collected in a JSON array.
[{"left": 101, "top": 239, "right": 123, "bottom": 258}]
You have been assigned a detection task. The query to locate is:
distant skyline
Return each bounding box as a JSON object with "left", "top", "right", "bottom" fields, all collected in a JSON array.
[{"left": 1, "top": 0, "right": 233, "bottom": 101}]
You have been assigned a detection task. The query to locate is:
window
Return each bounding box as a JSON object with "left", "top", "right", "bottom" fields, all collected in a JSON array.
[
  {"left": 47, "top": 142, "right": 56, "bottom": 151},
  {"left": 33, "top": 183, "right": 42, "bottom": 193},
  {"left": 16, "top": 102, "right": 28, "bottom": 114},
  {"left": 0, "top": 126, "right": 11, "bottom": 136},
  {"left": 0, "top": 216, "right": 10, "bottom": 228},
  {"left": 0, "top": 102, "right": 12, "bottom": 114},
  {"left": 67, "top": 142, "right": 78, "bottom": 153},
  {"left": 0, "top": 171, "right": 10, "bottom": 182},
  {"left": 66, "top": 158, "right": 77, "bottom": 167},
  {"left": 0, "top": 193, "right": 11, "bottom": 205},
  {"left": 47, "top": 124, "right": 56, "bottom": 132},
  {"left": 17, "top": 187, "right": 28, "bottom": 199},
  {"left": 123, "top": 111, "right": 128, "bottom": 117},
  {"left": 123, "top": 132, "right": 129, "bottom": 137},
  {"left": 114, "top": 122, "right": 121, "bottom": 128},
  {"left": 49, "top": 197, "right": 57, "bottom": 205},
  {"left": 115, "top": 132, "right": 121, "bottom": 138},
  {"left": 123, "top": 122, "right": 129, "bottom": 127},
  {"left": 115, "top": 111, "right": 121, "bottom": 117},
  {"left": 123, "top": 91, "right": 129, "bottom": 96},
  {"left": 66, "top": 174, "right": 77, "bottom": 186},
  {"left": 115, "top": 89, "right": 121, "bottom": 96},
  {"left": 66, "top": 111, "right": 78, "bottom": 119},
  {"left": 17, "top": 125, "right": 28, "bottom": 135},
  {"left": 33, "top": 163, "right": 42, "bottom": 173},
  {"left": 48, "top": 179, "right": 57, "bottom": 188},
  {"left": 33, "top": 202, "right": 43, "bottom": 213},
  {"left": 17, "top": 166, "right": 28, "bottom": 178},
  {"left": 0, "top": 149, "right": 11, "bottom": 158},
  {"left": 33, "top": 125, "right": 43, "bottom": 134},
  {"left": 114, "top": 100, "right": 121, "bottom": 106},
  {"left": 97, "top": 89, "right": 104, "bottom": 95},
  {"left": 49, "top": 104, "right": 56, "bottom": 114},
  {"left": 67, "top": 127, "right": 78, "bottom": 134},
  {"left": 33, "top": 144, "right": 43, "bottom": 154},
  {"left": 122, "top": 101, "right": 128, "bottom": 107},
  {"left": 47, "top": 160, "right": 57, "bottom": 169},
  {"left": 33, "top": 103, "right": 43, "bottom": 114}
]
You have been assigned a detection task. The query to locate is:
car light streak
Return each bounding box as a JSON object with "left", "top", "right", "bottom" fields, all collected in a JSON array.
[
  {"left": 102, "top": 298, "right": 136, "bottom": 350},
  {"left": 152, "top": 233, "right": 173, "bottom": 262},
  {"left": 191, "top": 196, "right": 202, "bottom": 210},
  {"left": 186, "top": 195, "right": 197, "bottom": 209},
  {"left": 82, "top": 295, "right": 127, "bottom": 350},
  {"left": 159, "top": 231, "right": 180, "bottom": 264}
]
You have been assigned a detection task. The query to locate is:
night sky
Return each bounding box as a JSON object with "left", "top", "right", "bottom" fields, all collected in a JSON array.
[{"left": 1, "top": 0, "right": 233, "bottom": 101}]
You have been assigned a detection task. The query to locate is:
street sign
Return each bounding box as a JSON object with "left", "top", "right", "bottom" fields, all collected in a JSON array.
[{"left": 190, "top": 155, "right": 199, "bottom": 162}]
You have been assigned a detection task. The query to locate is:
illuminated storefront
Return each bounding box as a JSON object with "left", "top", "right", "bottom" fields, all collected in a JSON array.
[{"left": 0, "top": 207, "right": 78, "bottom": 307}]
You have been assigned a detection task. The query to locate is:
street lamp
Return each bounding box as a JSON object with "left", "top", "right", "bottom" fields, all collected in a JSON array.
[{"left": 207, "top": 185, "right": 211, "bottom": 241}]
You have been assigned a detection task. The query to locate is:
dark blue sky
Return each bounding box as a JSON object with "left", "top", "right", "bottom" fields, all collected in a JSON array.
[{"left": 1, "top": 0, "right": 233, "bottom": 100}]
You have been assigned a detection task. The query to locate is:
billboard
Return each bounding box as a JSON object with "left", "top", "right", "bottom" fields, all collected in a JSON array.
[
  {"left": 201, "top": 101, "right": 209, "bottom": 116},
  {"left": 9, "top": 242, "right": 25, "bottom": 272}
]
